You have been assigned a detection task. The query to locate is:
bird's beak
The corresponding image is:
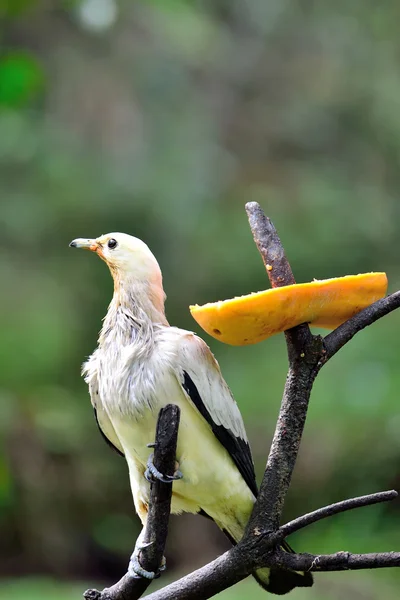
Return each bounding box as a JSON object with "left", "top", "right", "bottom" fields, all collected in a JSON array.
[{"left": 69, "top": 238, "right": 98, "bottom": 252}]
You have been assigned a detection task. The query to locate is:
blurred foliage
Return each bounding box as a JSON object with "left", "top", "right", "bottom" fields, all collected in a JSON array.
[
  {"left": 0, "top": 52, "right": 44, "bottom": 106},
  {"left": 1, "top": 0, "right": 400, "bottom": 598}
]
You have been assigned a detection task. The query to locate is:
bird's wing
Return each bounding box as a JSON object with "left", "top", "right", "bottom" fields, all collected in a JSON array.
[
  {"left": 94, "top": 406, "right": 125, "bottom": 457},
  {"left": 83, "top": 354, "right": 125, "bottom": 457},
  {"left": 175, "top": 332, "right": 258, "bottom": 497}
]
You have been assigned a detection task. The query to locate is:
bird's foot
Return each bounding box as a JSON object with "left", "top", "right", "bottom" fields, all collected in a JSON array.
[
  {"left": 144, "top": 452, "right": 183, "bottom": 484},
  {"left": 128, "top": 539, "right": 166, "bottom": 580}
]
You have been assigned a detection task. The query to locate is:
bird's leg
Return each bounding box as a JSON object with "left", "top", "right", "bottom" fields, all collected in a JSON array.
[
  {"left": 128, "top": 528, "right": 166, "bottom": 580},
  {"left": 144, "top": 444, "right": 183, "bottom": 483}
]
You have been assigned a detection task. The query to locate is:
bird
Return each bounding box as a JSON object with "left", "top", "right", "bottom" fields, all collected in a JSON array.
[{"left": 69, "top": 232, "right": 313, "bottom": 595}]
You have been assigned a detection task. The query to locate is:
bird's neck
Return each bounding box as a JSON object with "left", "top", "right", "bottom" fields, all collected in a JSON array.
[{"left": 99, "top": 277, "right": 168, "bottom": 347}]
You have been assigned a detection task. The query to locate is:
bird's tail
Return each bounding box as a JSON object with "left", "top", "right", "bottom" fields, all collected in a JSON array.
[
  {"left": 220, "top": 526, "right": 313, "bottom": 595},
  {"left": 252, "top": 540, "right": 313, "bottom": 595}
]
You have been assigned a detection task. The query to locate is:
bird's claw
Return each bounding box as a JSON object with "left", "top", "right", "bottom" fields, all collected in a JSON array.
[
  {"left": 129, "top": 555, "right": 156, "bottom": 580},
  {"left": 144, "top": 453, "right": 183, "bottom": 484},
  {"left": 167, "top": 469, "right": 183, "bottom": 481},
  {"left": 128, "top": 540, "right": 166, "bottom": 580}
]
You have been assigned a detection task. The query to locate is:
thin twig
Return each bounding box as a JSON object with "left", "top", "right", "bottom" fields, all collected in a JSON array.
[
  {"left": 324, "top": 291, "right": 400, "bottom": 360},
  {"left": 276, "top": 490, "right": 398, "bottom": 540},
  {"left": 84, "top": 404, "right": 181, "bottom": 600},
  {"left": 278, "top": 550, "right": 400, "bottom": 572},
  {"left": 245, "top": 202, "right": 296, "bottom": 287},
  {"left": 142, "top": 548, "right": 400, "bottom": 600}
]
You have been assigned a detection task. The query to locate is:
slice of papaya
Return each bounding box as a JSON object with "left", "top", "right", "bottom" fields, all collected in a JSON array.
[{"left": 190, "top": 273, "right": 388, "bottom": 346}]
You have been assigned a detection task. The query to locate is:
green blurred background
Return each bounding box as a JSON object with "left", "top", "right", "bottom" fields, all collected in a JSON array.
[{"left": 1, "top": 1, "right": 400, "bottom": 598}]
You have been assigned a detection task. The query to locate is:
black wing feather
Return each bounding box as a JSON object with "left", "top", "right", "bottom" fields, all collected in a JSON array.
[
  {"left": 94, "top": 407, "right": 125, "bottom": 457},
  {"left": 182, "top": 371, "right": 258, "bottom": 497}
]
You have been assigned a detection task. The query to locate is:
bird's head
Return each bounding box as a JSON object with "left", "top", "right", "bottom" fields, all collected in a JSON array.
[{"left": 69, "top": 233, "right": 166, "bottom": 317}]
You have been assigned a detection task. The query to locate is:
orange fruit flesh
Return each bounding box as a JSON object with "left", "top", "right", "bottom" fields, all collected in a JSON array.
[{"left": 190, "top": 273, "right": 388, "bottom": 346}]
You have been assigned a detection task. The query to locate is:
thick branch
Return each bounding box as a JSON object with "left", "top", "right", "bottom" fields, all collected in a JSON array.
[
  {"left": 143, "top": 549, "right": 250, "bottom": 600},
  {"left": 245, "top": 202, "right": 317, "bottom": 533},
  {"left": 84, "top": 404, "right": 181, "bottom": 600},
  {"left": 324, "top": 291, "right": 400, "bottom": 360}
]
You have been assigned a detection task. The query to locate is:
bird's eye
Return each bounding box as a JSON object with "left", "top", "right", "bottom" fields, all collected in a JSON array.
[{"left": 107, "top": 238, "right": 118, "bottom": 249}]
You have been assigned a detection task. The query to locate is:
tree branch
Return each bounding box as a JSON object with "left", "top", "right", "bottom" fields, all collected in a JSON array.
[
  {"left": 245, "top": 201, "right": 296, "bottom": 287},
  {"left": 84, "top": 404, "right": 181, "bottom": 600},
  {"left": 139, "top": 489, "right": 399, "bottom": 600},
  {"left": 277, "top": 490, "right": 398, "bottom": 540},
  {"left": 143, "top": 549, "right": 250, "bottom": 600},
  {"left": 141, "top": 547, "right": 400, "bottom": 600},
  {"left": 278, "top": 550, "right": 400, "bottom": 572},
  {"left": 323, "top": 291, "right": 400, "bottom": 360},
  {"left": 245, "top": 201, "right": 318, "bottom": 533}
]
